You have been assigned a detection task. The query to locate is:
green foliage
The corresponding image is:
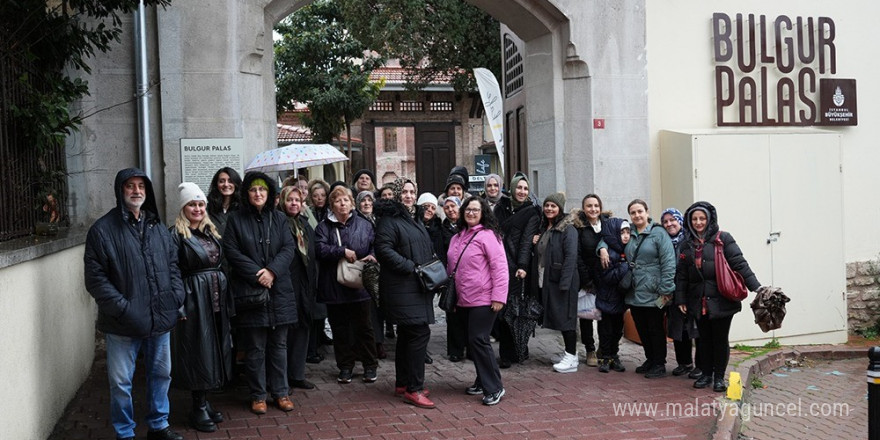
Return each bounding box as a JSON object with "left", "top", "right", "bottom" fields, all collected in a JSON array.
[
  {"left": 750, "top": 375, "right": 764, "bottom": 389},
  {"left": 763, "top": 337, "right": 781, "bottom": 349},
  {"left": 338, "top": 0, "right": 501, "bottom": 93},
  {"left": 733, "top": 344, "right": 757, "bottom": 353},
  {"left": 274, "top": 0, "right": 383, "bottom": 144},
  {"left": 856, "top": 318, "right": 880, "bottom": 340},
  {"left": 1, "top": 0, "right": 172, "bottom": 153}
]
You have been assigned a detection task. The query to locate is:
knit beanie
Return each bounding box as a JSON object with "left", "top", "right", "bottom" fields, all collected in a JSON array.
[
  {"left": 352, "top": 169, "right": 376, "bottom": 186},
  {"left": 417, "top": 192, "right": 438, "bottom": 207},
  {"left": 178, "top": 182, "right": 207, "bottom": 211},
  {"left": 543, "top": 192, "right": 566, "bottom": 212}
]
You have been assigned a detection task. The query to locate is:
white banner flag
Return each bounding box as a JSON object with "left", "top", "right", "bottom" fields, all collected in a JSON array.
[{"left": 474, "top": 68, "right": 505, "bottom": 178}]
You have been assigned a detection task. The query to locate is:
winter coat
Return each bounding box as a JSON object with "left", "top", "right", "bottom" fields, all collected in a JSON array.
[
  {"left": 623, "top": 221, "right": 676, "bottom": 308},
  {"left": 574, "top": 211, "right": 628, "bottom": 315},
  {"left": 222, "top": 171, "right": 298, "bottom": 328},
  {"left": 674, "top": 201, "right": 761, "bottom": 320},
  {"left": 447, "top": 225, "right": 509, "bottom": 307},
  {"left": 315, "top": 211, "right": 374, "bottom": 305},
  {"left": 423, "top": 216, "right": 443, "bottom": 257},
  {"left": 531, "top": 213, "right": 580, "bottom": 331},
  {"left": 285, "top": 213, "right": 319, "bottom": 325},
  {"left": 169, "top": 230, "right": 233, "bottom": 390},
  {"left": 373, "top": 200, "right": 436, "bottom": 326},
  {"left": 437, "top": 218, "right": 458, "bottom": 266},
  {"left": 496, "top": 196, "right": 541, "bottom": 300},
  {"left": 665, "top": 225, "right": 698, "bottom": 340},
  {"left": 84, "top": 168, "right": 185, "bottom": 338}
]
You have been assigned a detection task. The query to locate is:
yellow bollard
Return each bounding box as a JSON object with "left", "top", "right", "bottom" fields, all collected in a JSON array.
[{"left": 727, "top": 371, "right": 743, "bottom": 401}]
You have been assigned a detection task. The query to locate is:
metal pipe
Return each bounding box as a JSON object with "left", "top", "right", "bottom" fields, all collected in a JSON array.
[{"left": 134, "top": 0, "right": 151, "bottom": 177}]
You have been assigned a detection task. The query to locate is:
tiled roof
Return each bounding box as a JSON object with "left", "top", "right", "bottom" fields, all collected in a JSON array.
[
  {"left": 276, "top": 124, "right": 363, "bottom": 145},
  {"left": 369, "top": 66, "right": 456, "bottom": 85}
]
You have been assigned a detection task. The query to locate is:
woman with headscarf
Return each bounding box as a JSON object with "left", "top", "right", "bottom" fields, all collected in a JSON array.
[
  {"left": 660, "top": 208, "right": 701, "bottom": 380},
  {"left": 622, "top": 199, "right": 676, "bottom": 379},
  {"left": 223, "top": 172, "right": 297, "bottom": 414},
  {"left": 481, "top": 173, "right": 505, "bottom": 212},
  {"left": 207, "top": 167, "right": 242, "bottom": 236},
  {"left": 494, "top": 172, "right": 540, "bottom": 367},
  {"left": 437, "top": 195, "right": 467, "bottom": 362},
  {"left": 675, "top": 201, "right": 761, "bottom": 392},
  {"left": 448, "top": 197, "right": 509, "bottom": 406},
  {"left": 315, "top": 186, "right": 378, "bottom": 384},
  {"left": 374, "top": 178, "right": 437, "bottom": 409},
  {"left": 278, "top": 186, "right": 319, "bottom": 391},
  {"left": 170, "top": 183, "right": 233, "bottom": 432},
  {"left": 531, "top": 193, "right": 580, "bottom": 373},
  {"left": 355, "top": 190, "right": 388, "bottom": 358}
]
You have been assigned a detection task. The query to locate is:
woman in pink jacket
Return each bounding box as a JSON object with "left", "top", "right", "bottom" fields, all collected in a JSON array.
[{"left": 447, "top": 197, "right": 509, "bottom": 406}]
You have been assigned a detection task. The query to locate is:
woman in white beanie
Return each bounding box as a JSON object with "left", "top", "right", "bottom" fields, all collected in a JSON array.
[{"left": 169, "top": 182, "right": 235, "bottom": 432}]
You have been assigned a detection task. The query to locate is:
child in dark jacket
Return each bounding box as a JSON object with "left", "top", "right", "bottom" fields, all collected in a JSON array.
[{"left": 595, "top": 220, "right": 631, "bottom": 373}]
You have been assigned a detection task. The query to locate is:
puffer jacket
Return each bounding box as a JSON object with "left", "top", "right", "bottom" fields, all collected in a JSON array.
[
  {"left": 674, "top": 201, "right": 761, "bottom": 319},
  {"left": 447, "top": 224, "right": 509, "bottom": 307},
  {"left": 531, "top": 213, "right": 580, "bottom": 331},
  {"left": 223, "top": 171, "right": 298, "bottom": 328},
  {"left": 623, "top": 221, "right": 676, "bottom": 308},
  {"left": 84, "top": 168, "right": 185, "bottom": 338},
  {"left": 315, "top": 211, "right": 374, "bottom": 304},
  {"left": 373, "top": 199, "right": 436, "bottom": 326}
]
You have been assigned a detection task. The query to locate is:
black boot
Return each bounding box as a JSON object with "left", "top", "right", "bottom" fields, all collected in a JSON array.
[
  {"left": 190, "top": 392, "right": 217, "bottom": 432},
  {"left": 204, "top": 400, "right": 224, "bottom": 423}
]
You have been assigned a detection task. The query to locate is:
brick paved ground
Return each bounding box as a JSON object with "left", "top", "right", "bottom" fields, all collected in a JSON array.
[
  {"left": 738, "top": 357, "right": 868, "bottom": 440},
  {"left": 51, "top": 320, "right": 737, "bottom": 440}
]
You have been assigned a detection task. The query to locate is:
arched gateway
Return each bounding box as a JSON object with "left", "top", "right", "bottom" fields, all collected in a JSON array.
[{"left": 70, "top": 1, "right": 649, "bottom": 221}]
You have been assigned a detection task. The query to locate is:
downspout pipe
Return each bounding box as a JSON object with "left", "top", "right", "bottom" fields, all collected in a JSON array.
[{"left": 134, "top": 0, "right": 151, "bottom": 177}]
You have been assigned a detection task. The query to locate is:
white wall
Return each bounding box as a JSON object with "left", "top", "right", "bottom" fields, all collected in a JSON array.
[
  {"left": 0, "top": 246, "right": 96, "bottom": 440},
  {"left": 647, "top": 1, "right": 880, "bottom": 262}
]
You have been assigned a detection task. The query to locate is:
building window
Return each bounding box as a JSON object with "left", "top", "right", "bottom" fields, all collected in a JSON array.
[
  {"left": 503, "top": 34, "right": 524, "bottom": 97},
  {"left": 400, "top": 101, "right": 424, "bottom": 112},
  {"left": 383, "top": 128, "right": 398, "bottom": 152},
  {"left": 429, "top": 101, "right": 454, "bottom": 112},
  {"left": 369, "top": 100, "right": 394, "bottom": 112}
]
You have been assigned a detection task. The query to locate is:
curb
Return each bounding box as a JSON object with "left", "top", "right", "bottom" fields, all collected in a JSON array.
[{"left": 711, "top": 346, "right": 868, "bottom": 440}]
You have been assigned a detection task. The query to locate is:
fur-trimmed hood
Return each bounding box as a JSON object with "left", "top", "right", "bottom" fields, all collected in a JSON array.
[{"left": 240, "top": 171, "right": 277, "bottom": 214}]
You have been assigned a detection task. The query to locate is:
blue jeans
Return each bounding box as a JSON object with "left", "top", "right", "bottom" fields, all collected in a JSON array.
[{"left": 105, "top": 332, "right": 172, "bottom": 438}]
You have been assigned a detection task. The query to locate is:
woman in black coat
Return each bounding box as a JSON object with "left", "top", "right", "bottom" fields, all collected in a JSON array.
[
  {"left": 531, "top": 193, "right": 580, "bottom": 373},
  {"left": 675, "top": 201, "right": 761, "bottom": 393},
  {"left": 315, "top": 186, "right": 378, "bottom": 384},
  {"left": 374, "top": 177, "right": 437, "bottom": 409},
  {"left": 169, "top": 183, "right": 233, "bottom": 432},
  {"left": 223, "top": 172, "right": 297, "bottom": 414},
  {"left": 574, "top": 193, "right": 627, "bottom": 373},
  {"left": 279, "top": 185, "right": 319, "bottom": 391},
  {"left": 494, "top": 173, "right": 540, "bottom": 367}
]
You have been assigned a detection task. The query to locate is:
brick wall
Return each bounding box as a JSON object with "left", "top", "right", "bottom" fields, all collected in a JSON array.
[{"left": 846, "top": 260, "right": 880, "bottom": 333}]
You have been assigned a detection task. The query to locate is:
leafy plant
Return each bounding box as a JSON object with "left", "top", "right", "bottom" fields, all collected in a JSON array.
[
  {"left": 763, "top": 338, "right": 781, "bottom": 349},
  {"left": 856, "top": 318, "right": 880, "bottom": 340},
  {"left": 750, "top": 375, "right": 764, "bottom": 389}
]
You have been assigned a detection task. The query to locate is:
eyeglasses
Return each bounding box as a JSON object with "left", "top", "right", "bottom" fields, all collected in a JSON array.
[{"left": 464, "top": 208, "right": 481, "bottom": 214}]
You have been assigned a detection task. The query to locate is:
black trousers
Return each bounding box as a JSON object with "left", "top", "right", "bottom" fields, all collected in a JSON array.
[
  {"left": 395, "top": 323, "right": 431, "bottom": 392},
  {"left": 446, "top": 308, "right": 468, "bottom": 358},
  {"left": 696, "top": 315, "right": 733, "bottom": 379},
  {"left": 287, "top": 321, "right": 310, "bottom": 382},
  {"left": 326, "top": 301, "right": 378, "bottom": 371},
  {"left": 241, "top": 325, "right": 289, "bottom": 401},
  {"left": 597, "top": 312, "right": 624, "bottom": 358},
  {"left": 630, "top": 306, "right": 667, "bottom": 367},
  {"left": 579, "top": 318, "right": 596, "bottom": 351},
  {"left": 462, "top": 306, "right": 503, "bottom": 395}
]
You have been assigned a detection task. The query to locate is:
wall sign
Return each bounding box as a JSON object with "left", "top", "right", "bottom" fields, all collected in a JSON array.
[
  {"left": 819, "top": 78, "right": 857, "bottom": 125},
  {"left": 712, "top": 13, "right": 857, "bottom": 127},
  {"left": 180, "top": 138, "right": 245, "bottom": 194}
]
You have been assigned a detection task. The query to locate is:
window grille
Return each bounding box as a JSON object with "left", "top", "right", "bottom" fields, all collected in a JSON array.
[
  {"left": 400, "top": 101, "right": 424, "bottom": 112},
  {"left": 429, "top": 101, "right": 453, "bottom": 112},
  {"left": 504, "top": 34, "right": 524, "bottom": 97}
]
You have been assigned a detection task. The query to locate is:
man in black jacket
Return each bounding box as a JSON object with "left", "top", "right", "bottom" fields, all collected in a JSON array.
[{"left": 84, "top": 168, "right": 185, "bottom": 440}]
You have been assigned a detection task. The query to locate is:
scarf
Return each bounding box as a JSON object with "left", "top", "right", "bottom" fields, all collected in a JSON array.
[{"left": 661, "top": 208, "right": 685, "bottom": 247}]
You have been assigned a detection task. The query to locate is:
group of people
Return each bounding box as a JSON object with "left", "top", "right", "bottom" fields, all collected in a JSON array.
[{"left": 84, "top": 164, "right": 761, "bottom": 440}]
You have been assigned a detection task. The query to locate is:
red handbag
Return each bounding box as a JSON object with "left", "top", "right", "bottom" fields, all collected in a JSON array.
[{"left": 714, "top": 232, "right": 748, "bottom": 301}]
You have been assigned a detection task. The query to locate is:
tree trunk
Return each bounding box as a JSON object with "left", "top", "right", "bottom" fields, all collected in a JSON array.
[{"left": 345, "top": 120, "right": 353, "bottom": 180}]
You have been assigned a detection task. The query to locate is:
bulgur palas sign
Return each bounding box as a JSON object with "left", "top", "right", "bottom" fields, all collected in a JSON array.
[{"left": 180, "top": 138, "right": 245, "bottom": 194}]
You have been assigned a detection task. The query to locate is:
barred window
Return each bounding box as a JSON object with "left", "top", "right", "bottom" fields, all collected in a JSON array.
[
  {"left": 429, "top": 101, "right": 453, "bottom": 112},
  {"left": 400, "top": 101, "right": 424, "bottom": 112},
  {"left": 369, "top": 100, "right": 394, "bottom": 112},
  {"left": 504, "top": 33, "right": 524, "bottom": 97}
]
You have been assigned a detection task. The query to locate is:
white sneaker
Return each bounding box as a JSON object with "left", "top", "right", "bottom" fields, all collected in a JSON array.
[
  {"left": 553, "top": 352, "right": 578, "bottom": 373},
  {"left": 551, "top": 351, "right": 566, "bottom": 363}
]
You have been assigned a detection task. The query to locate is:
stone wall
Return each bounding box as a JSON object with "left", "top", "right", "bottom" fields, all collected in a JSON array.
[{"left": 846, "top": 260, "right": 880, "bottom": 333}]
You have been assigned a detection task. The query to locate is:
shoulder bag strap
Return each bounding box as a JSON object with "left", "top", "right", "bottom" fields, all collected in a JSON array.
[{"left": 451, "top": 230, "right": 481, "bottom": 275}]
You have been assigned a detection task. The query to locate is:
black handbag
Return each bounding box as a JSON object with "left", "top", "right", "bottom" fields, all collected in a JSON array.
[
  {"left": 233, "top": 214, "right": 272, "bottom": 311},
  {"left": 437, "top": 231, "right": 481, "bottom": 312},
  {"left": 415, "top": 257, "right": 448, "bottom": 292}
]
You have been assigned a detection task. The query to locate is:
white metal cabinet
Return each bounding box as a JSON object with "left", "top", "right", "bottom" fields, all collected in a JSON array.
[{"left": 659, "top": 130, "right": 846, "bottom": 344}]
